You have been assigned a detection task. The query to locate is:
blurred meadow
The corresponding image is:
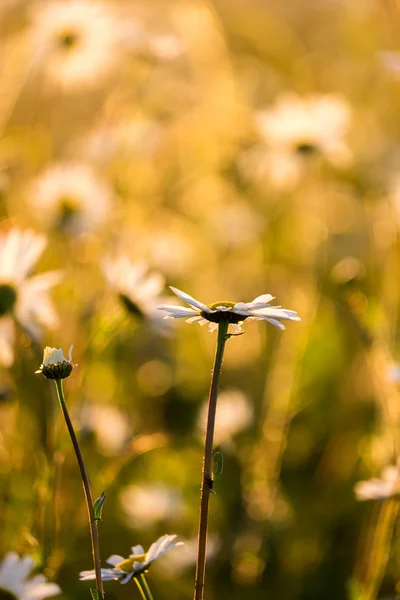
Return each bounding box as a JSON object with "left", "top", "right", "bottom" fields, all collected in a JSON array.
[{"left": 2, "top": 0, "right": 400, "bottom": 598}]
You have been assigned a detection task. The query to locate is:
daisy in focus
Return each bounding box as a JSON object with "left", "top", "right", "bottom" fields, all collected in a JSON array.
[
  {"left": 0, "top": 552, "right": 60, "bottom": 599},
  {"left": 0, "top": 229, "right": 61, "bottom": 367},
  {"left": 35, "top": 345, "right": 74, "bottom": 380},
  {"left": 157, "top": 287, "right": 300, "bottom": 333},
  {"left": 29, "top": 0, "right": 123, "bottom": 90},
  {"left": 354, "top": 465, "right": 400, "bottom": 501},
  {"left": 79, "top": 535, "right": 183, "bottom": 584},
  {"left": 240, "top": 93, "right": 352, "bottom": 190},
  {"left": 29, "top": 162, "right": 112, "bottom": 235},
  {"left": 103, "top": 255, "right": 166, "bottom": 326}
]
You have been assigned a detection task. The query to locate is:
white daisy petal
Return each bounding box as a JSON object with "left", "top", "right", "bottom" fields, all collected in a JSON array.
[
  {"left": 106, "top": 555, "right": 125, "bottom": 567},
  {"left": 169, "top": 286, "right": 211, "bottom": 312},
  {"left": 264, "top": 317, "right": 286, "bottom": 330},
  {"left": 130, "top": 545, "right": 145, "bottom": 556},
  {"left": 158, "top": 306, "right": 198, "bottom": 318},
  {"left": 208, "top": 322, "right": 218, "bottom": 333},
  {"left": 0, "top": 553, "right": 60, "bottom": 598}
]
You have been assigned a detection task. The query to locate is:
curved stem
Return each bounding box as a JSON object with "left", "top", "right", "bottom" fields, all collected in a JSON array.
[
  {"left": 194, "top": 321, "right": 229, "bottom": 600},
  {"left": 134, "top": 577, "right": 147, "bottom": 600},
  {"left": 54, "top": 379, "right": 104, "bottom": 598},
  {"left": 140, "top": 574, "right": 154, "bottom": 600}
]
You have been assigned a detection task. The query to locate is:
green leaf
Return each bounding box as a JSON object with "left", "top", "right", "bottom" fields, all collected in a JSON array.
[
  {"left": 90, "top": 588, "right": 101, "bottom": 600},
  {"left": 213, "top": 451, "right": 223, "bottom": 481},
  {"left": 93, "top": 491, "right": 106, "bottom": 521}
]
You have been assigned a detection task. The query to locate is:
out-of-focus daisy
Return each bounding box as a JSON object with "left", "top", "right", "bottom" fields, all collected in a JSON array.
[
  {"left": 79, "top": 535, "right": 183, "bottom": 584},
  {"left": 120, "top": 483, "right": 184, "bottom": 526},
  {"left": 0, "top": 228, "right": 61, "bottom": 367},
  {"left": 103, "top": 256, "right": 166, "bottom": 326},
  {"left": 354, "top": 465, "right": 400, "bottom": 501},
  {"left": 80, "top": 403, "right": 131, "bottom": 455},
  {"left": 157, "top": 287, "right": 300, "bottom": 333},
  {"left": 388, "top": 363, "right": 400, "bottom": 383},
  {"left": 29, "top": 162, "right": 112, "bottom": 235},
  {"left": 77, "top": 117, "right": 163, "bottom": 164},
  {"left": 0, "top": 552, "right": 61, "bottom": 599},
  {"left": 240, "top": 93, "right": 352, "bottom": 190},
  {"left": 159, "top": 536, "right": 219, "bottom": 576},
  {"left": 197, "top": 388, "right": 254, "bottom": 444},
  {"left": 29, "top": 0, "right": 123, "bottom": 90}
]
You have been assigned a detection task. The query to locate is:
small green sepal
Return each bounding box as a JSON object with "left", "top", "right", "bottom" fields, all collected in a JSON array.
[
  {"left": 93, "top": 492, "right": 106, "bottom": 521},
  {"left": 90, "top": 588, "right": 101, "bottom": 600}
]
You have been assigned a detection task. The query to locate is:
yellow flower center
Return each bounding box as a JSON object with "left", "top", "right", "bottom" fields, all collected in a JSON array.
[
  {"left": 0, "top": 283, "right": 17, "bottom": 316},
  {"left": 115, "top": 554, "right": 147, "bottom": 573}
]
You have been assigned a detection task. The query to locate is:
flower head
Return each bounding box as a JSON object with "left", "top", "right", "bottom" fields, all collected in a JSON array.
[
  {"left": 157, "top": 287, "right": 300, "bottom": 333},
  {"left": 354, "top": 465, "right": 400, "bottom": 501},
  {"left": 240, "top": 93, "right": 352, "bottom": 191},
  {"left": 29, "top": 0, "right": 123, "bottom": 90},
  {"left": 0, "top": 228, "right": 62, "bottom": 367},
  {"left": 103, "top": 256, "right": 167, "bottom": 327},
  {"left": 29, "top": 162, "right": 112, "bottom": 235},
  {"left": 0, "top": 552, "right": 60, "bottom": 599},
  {"left": 36, "top": 345, "right": 74, "bottom": 380},
  {"left": 79, "top": 535, "right": 183, "bottom": 585}
]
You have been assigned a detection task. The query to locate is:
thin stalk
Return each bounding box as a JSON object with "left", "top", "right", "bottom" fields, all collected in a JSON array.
[
  {"left": 134, "top": 577, "right": 147, "bottom": 600},
  {"left": 54, "top": 379, "right": 104, "bottom": 598},
  {"left": 194, "top": 321, "right": 229, "bottom": 600},
  {"left": 139, "top": 574, "right": 154, "bottom": 600}
]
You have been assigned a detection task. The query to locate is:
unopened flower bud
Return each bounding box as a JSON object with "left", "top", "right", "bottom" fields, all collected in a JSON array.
[{"left": 36, "top": 345, "right": 74, "bottom": 379}]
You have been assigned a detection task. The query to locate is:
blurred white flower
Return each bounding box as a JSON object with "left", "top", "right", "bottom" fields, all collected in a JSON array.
[
  {"left": 147, "top": 34, "right": 184, "bottom": 61},
  {"left": 0, "top": 552, "right": 60, "bottom": 599},
  {"left": 80, "top": 403, "right": 131, "bottom": 454},
  {"left": 80, "top": 535, "right": 183, "bottom": 584},
  {"left": 354, "top": 465, "right": 400, "bottom": 501},
  {"left": 29, "top": 0, "right": 123, "bottom": 90},
  {"left": 29, "top": 162, "right": 112, "bottom": 235},
  {"left": 159, "top": 536, "right": 219, "bottom": 575},
  {"left": 240, "top": 93, "right": 352, "bottom": 190},
  {"left": 120, "top": 483, "right": 184, "bottom": 526},
  {"left": 103, "top": 256, "right": 166, "bottom": 326},
  {"left": 388, "top": 363, "right": 400, "bottom": 383},
  {"left": 35, "top": 345, "right": 74, "bottom": 380},
  {"left": 158, "top": 287, "right": 300, "bottom": 333},
  {"left": 78, "top": 117, "right": 163, "bottom": 163},
  {"left": 198, "top": 388, "right": 254, "bottom": 444},
  {"left": 0, "top": 229, "right": 62, "bottom": 367}
]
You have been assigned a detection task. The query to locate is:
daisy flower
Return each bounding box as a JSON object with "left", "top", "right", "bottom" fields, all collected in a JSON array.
[
  {"left": 354, "top": 465, "right": 400, "bottom": 501},
  {"left": 79, "top": 535, "right": 183, "bottom": 584},
  {"left": 157, "top": 287, "right": 300, "bottom": 333},
  {"left": 0, "top": 552, "right": 60, "bottom": 599},
  {"left": 29, "top": 0, "right": 123, "bottom": 90},
  {"left": 241, "top": 93, "right": 352, "bottom": 190},
  {"left": 103, "top": 256, "right": 166, "bottom": 325},
  {"left": 29, "top": 162, "right": 112, "bottom": 235},
  {"left": 0, "top": 228, "right": 62, "bottom": 367},
  {"left": 35, "top": 345, "right": 74, "bottom": 380},
  {"left": 256, "top": 93, "right": 352, "bottom": 163}
]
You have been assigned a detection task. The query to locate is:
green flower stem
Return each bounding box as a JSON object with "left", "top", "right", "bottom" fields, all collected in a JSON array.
[
  {"left": 134, "top": 577, "right": 147, "bottom": 600},
  {"left": 54, "top": 379, "right": 104, "bottom": 598},
  {"left": 139, "top": 574, "right": 154, "bottom": 600},
  {"left": 194, "top": 321, "right": 229, "bottom": 600}
]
